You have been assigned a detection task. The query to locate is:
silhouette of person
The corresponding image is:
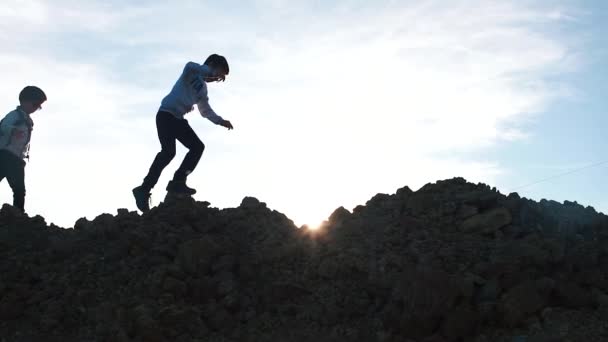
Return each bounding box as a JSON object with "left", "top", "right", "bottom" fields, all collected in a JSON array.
[
  {"left": 133, "top": 54, "right": 233, "bottom": 212},
  {"left": 0, "top": 86, "right": 47, "bottom": 212}
]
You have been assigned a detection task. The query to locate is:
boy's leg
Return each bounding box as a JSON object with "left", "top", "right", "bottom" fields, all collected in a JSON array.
[
  {"left": 3, "top": 154, "right": 25, "bottom": 212},
  {"left": 173, "top": 119, "right": 204, "bottom": 183},
  {"left": 141, "top": 111, "right": 179, "bottom": 191}
]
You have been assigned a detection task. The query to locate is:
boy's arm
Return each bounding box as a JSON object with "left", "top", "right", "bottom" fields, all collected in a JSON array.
[
  {"left": 197, "top": 95, "right": 233, "bottom": 130},
  {"left": 0, "top": 112, "right": 28, "bottom": 145},
  {"left": 185, "top": 62, "right": 225, "bottom": 82},
  {"left": 185, "top": 61, "right": 212, "bottom": 77},
  {"left": 197, "top": 93, "right": 223, "bottom": 124},
  {"left": 0, "top": 112, "right": 20, "bottom": 136}
]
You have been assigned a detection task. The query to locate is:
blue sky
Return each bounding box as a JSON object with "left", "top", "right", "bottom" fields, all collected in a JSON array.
[
  {"left": 486, "top": 1, "right": 608, "bottom": 210},
  {"left": 0, "top": 0, "right": 606, "bottom": 227}
]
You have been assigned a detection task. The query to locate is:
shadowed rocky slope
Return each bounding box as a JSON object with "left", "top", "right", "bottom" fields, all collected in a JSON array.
[{"left": 1, "top": 178, "right": 608, "bottom": 342}]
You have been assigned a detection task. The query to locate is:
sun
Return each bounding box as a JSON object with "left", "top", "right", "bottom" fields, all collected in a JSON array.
[
  {"left": 291, "top": 208, "right": 329, "bottom": 231},
  {"left": 303, "top": 221, "right": 323, "bottom": 230}
]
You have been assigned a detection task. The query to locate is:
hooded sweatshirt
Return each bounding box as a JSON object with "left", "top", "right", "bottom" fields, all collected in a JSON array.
[
  {"left": 159, "top": 62, "right": 224, "bottom": 124},
  {"left": 0, "top": 106, "right": 33, "bottom": 160}
]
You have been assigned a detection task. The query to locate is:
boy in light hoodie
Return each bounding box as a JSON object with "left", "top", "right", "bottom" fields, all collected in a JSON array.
[{"left": 133, "top": 54, "right": 233, "bottom": 212}]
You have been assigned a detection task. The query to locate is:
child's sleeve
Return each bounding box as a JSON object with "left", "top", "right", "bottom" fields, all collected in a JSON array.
[
  {"left": 185, "top": 61, "right": 212, "bottom": 78},
  {"left": 0, "top": 112, "right": 19, "bottom": 135},
  {"left": 197, "top": 94, "right": 224, "bottom": 125},
  {"left": 0, "top": 112, "right": 28, "bottom": 149}
]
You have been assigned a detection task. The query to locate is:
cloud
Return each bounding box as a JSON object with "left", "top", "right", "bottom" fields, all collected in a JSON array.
[
  {"left": 210, "top": 1, "right": 582, "bottom": 224},
  {"left": 0, "top": 0, "right": 584, "bottom": 226}
]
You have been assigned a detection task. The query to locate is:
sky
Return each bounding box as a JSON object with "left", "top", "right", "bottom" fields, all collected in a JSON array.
[{"left": 0, "top": 0, "right": 606, "bottom": 228}]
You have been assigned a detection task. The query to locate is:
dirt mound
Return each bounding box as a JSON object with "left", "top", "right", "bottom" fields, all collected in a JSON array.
[{"left": 1, "top": 178, "right": 607, "bottom": 341}]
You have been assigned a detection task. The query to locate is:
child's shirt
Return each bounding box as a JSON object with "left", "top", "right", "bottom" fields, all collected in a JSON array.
[
  {"left": 0, "top": 106, "right": 33, "bottom": 160},
  {"left": 159, "top": 62, "right": 224, "bottom": 124}
]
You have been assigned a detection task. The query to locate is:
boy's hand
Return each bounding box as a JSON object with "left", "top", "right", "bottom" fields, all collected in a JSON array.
[{"left": 220, "top": 119, "right": 233, "bottom": 130}]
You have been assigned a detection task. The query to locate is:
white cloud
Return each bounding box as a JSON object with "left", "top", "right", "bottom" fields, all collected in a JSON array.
[{"left": 0, "top": 0, "right": 584, "bottom": 227}]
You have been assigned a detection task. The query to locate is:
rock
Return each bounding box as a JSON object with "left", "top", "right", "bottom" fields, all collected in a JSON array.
[
  {"left": 388, "top": 268, "right": 461, "bottom": 338},
  {"left": 74, "top": 217, "right": 91, "bottom": 231},
  {"left": 176, "top": 238, "right": 221, "bottom": 275},
  {"left": 0, "top": 293, "right": 24, "bottom": 319},
  {"left": 328, "top": 206, "right": 351, "bottom": 225},
  {"left": 501, "top": 281, "right": 548, "bottom": 327},
  {"left": 553, "top": 282, "right": 594, "bottom": 308},
  {"left": 131, "top": 304, "right": 163, "bottom": 342},
  {"left": 478, "top": 278, "right": 501, "bottom": 302},
  {"left": 441, "top": 306, "right": 479, "bottom": 339},
  {"left": 240, "top": 196, "right": 266, "bottom": 209},
  {"left": 591, "top": 288, "right": 608, "bottom": 307},
  {"left": 215, "top": 271, "right": 237, "bottom": 297},
  {"left": 457, "top": 204, "right": 479, "bottom": 220},
  {"left": 203, "top": 304, "right": 234, "bottom": 332},
  {"left": 163, "top": 277, "right": 188, "bottom": 297},
  {"left": 269, "top": 281, "right": 312, "bottom": 302},
  {"left": 158, "top": 305, "right": 205, "bottom": 336},
  {"left": 0, "top": 177, "right": 606, "bottom": 341},
  {"left": 461, "top": 207, "right": 512, "bottom": 234}
]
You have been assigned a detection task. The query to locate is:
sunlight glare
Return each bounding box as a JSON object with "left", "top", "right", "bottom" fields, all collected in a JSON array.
[
  {"left": 303, "top": 221, "right": 323, "bottom": 230},
  {"left": 297, "top": 215, "right": 328, "bottom": 231}
]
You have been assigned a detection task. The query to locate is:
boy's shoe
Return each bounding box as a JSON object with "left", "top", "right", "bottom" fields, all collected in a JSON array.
[
  {"left": 166, "top": 180, "right": 197, "bottom": 195},
  {"left": 132, "top": 186, "right": 151, "bottom": 212}
]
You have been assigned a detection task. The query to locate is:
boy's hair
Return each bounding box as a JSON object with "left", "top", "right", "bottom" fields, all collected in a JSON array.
[
  {"left": 19, "top": 86, "right": 47, "bottom": 103},
  {"left": 204, "top": 54, "right": 229, "bottom": 74}
]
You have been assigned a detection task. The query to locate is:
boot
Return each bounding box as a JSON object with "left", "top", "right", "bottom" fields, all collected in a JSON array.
[
  {"left": 166, "top": 180, "right": 196, "bottom": 195},
  {"left": 132, "top": 186, "right": 151, "bottom": 212}
]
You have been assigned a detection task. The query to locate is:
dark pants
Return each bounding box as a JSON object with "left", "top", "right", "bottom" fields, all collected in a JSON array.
[
  {"left": 0, "top": 150, "right": 25, "bottom": 211},
  {"left": 142, "top": 111, "right": 205, "bottom": 191}
]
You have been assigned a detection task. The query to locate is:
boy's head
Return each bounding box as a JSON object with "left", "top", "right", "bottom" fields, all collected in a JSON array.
[
  {"left": 203, "top": 54, "right": 229, "bottom": 83},
  {"left": 19, "top": 86, "right": 47, "bottom": 114}
]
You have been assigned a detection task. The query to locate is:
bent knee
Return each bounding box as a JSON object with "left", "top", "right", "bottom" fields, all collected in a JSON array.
[
  {"left": 160, "top": 147, "right": 176, "bottom": 160},
  {"left": 192, "top": 140, "right": 205, "bottom": 154}
]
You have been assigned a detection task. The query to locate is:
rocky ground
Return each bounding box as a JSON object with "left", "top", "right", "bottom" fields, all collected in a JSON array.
[{"left": 0, "top": 177, "right": 607, "bottom": 341}]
